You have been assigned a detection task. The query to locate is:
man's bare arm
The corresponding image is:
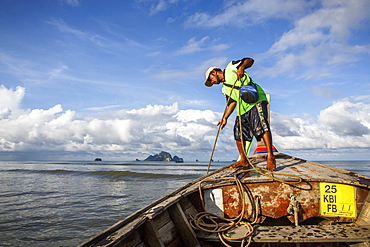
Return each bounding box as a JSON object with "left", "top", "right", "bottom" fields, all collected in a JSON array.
[{"left": 236, "top": 58, "right": 254, "bottom": 79}]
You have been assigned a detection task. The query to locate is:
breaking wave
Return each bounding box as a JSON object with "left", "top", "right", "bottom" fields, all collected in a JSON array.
[{"left": 5, "top": 168, "right": 199, "bottom": 180}]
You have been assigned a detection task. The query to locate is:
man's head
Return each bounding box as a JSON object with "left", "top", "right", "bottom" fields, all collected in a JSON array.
[{"left": 204, "top": 67, "right": 222, "bottom": 87}]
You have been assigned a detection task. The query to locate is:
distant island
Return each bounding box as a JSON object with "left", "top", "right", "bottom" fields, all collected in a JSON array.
[{"left": 144, "top": 151, "right": 183, "bottom": 162}]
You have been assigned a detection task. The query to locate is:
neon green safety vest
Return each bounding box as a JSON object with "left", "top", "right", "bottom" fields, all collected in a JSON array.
[{"left": 222, "top": 61, "right": 267, "bottom": 116}]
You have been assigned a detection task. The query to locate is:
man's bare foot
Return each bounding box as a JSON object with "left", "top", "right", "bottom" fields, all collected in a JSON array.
[
  {"left": 230, "top": 160, "right": 250, "bottom": 169},
  {"left": 266, "top": 154, "right": 276, "bottom": 171}
]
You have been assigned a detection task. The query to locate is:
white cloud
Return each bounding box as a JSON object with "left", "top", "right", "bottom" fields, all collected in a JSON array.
[
  {"left": 259, "top": 0, "right": 370, "bottom": 78},
  {"left": 60, "top": 0, "right": 80, "bottom": 7},
  {"left": 184, "top": 0, "right": 370, "bottom": 80},
  {"left": 0, "top": 85, "right": 24, "bottom": 112},
  {"left": 318, "top": 97, "right": 370, "bottom": 136},
  {"left": 152, "top": 69, "right": 189, "bottom": 80},
  {"left": 127, "top": 103, "right": 179, "bottom": 115},
  {"left": 150, "top": 0, "right": 179, "bottom": 15},
  {"left": 1, "top": 85, "right": 369, "bottom": 161},
  {"left": 153, "top": 57, "right": 228, "bottom": 80},
  {"left": 46, "top": 19, "right": 87, "bottom": 39},
  {"left": 0, "top": 52, "right": 67, "bottom": 84},
  {"left": 175, "top": 36, "right": 209, "bottom": 55},
  {"left": 45, "top": 19, "right": 147, "bottom": 53},
  {"left": 0, "top": 85, "right": 223, "bottom": 160},
  {"left": 312, "top": 86, "right": 340, "bottom": 99},
  {"left": 185, "top": 0, "right": 309, "bottom": 28},
  {"left": 174, "top": 37, "right": 229, "bottom": 55},
  {"left": 135, "top": 0, "right": 179, "bottom": 16},
  {"left": 272, "top": 96, "right": 370, "bottom": 151},
  {"left": 174, "top": 109, "right": 218, "bottom": 123}
]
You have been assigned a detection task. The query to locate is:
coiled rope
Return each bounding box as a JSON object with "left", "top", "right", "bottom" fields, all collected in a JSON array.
[
  {"left": 190, "top": 173, "right": 261, "bottom": 247},
  {"left": 191, "top": 166, "right": 302, "bottom": 246}
]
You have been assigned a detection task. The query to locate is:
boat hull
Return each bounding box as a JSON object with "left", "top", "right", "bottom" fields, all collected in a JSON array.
[{"left": 79, "top": 153, "right": 370, "bottom": 246}]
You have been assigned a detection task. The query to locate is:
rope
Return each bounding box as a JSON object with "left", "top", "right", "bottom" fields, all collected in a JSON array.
[
  {"left": 190, "top": 169, "right": 301, "bottom": 246},
  {"left": 194, "top": 168, "right": 302, "bottom": 246},
  {"left": 206, "top": 124, "right": 222, "bottom": 174},
  {"left": 190, "top": 174, "right": 260, "bottom": 246},
  {"left": 245, "top": 159, "right": 302, "bottom": 185}
]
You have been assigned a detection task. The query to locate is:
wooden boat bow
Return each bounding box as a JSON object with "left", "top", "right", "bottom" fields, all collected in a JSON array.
[{"left": 79, "top": 153, "right": 370, "bottom": 246}]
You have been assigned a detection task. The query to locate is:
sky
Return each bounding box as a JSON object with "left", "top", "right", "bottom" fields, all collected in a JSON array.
[{"left": 0, "top": 0, "right": 369, "bottom": 162}]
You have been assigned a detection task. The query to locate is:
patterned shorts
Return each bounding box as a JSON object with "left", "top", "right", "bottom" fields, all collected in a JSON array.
[{"left": 234, "top": 101, "right": 270, "bottom": 142}]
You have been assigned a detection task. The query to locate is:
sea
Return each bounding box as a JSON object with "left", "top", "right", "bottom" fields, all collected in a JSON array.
[{"left": 0, "top": 159, "right": 369, "bottom": 247}]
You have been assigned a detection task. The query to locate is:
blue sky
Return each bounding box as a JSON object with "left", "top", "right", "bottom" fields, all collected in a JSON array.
[{"left": 0, "top": 0, "right": 369, "bottom": 161}]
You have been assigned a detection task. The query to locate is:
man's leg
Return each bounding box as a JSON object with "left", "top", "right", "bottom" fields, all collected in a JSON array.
[
  {"left": 261, "top": 131, "right": 276, "bottom": 171},
  {"left": 230, "top": 139, "right": 250, "bottom": 168}
]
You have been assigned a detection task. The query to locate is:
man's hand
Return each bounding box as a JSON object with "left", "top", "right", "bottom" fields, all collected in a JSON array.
[
  {"left": 236, "top": 68, "right": 245, "bottom": 80},
  {"left": 218, "top": 101, "right": 236, "bottom": 129},
  {"left": 217, "top": 118, "right": 227, "bottom": 129}
]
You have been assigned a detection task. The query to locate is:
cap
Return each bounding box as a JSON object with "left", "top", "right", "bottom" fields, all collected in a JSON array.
[{"left": 204, "top": 66, "right": 219, "bottom": 87}]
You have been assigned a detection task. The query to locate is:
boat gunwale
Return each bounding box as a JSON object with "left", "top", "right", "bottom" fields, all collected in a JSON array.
[{"left": 78, "top": 161, "right": 236, "bottom": 246}]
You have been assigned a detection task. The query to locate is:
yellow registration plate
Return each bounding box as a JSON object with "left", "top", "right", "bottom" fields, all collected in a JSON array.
[{"left": 320, "top": 183, "right": 356, "bottom": 218}]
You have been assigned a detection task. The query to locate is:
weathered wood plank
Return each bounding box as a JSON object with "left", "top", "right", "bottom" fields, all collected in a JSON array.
[
  {"left": 153, "top": 210, "right": 171, "bottom": 230},
  {"left": 179, "top": 197, "right": 199, "bottom": 221},
  {"left": 119, "top": 230, "right": 143, "bottom": 247},
  {"left": 168, "top": 202, "right": 200, "bottom": 247},
  {"left": 183, "top": 205, "right": 199, "bottom": 221},
  {"left": 179, "top": 196, "right": 193, "bottom": 211},
  {"left": 88, "top": 217, "right": 147, "bottom": 246},
  {"left": 197, "top": 224, "right": 370, "bottom": 243},
  {"left": 143, "top": 220, "right": 165, "bottom": 247},
  {"left": 357, "top": 193, "right": 370, "bottom": 225},
  {"left": 135, "top": 241, "right": 146, "bottom": 247},
  {"left": 157, "top": 220, "right": 178, "bottom": 246},
  {"left": 166, "top": 236, "right": 182, "bottom": 247}
]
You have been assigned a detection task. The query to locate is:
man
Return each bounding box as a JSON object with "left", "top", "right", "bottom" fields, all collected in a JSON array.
[{"left": 204, "top": 57, "right": 276, "bottom": 171}]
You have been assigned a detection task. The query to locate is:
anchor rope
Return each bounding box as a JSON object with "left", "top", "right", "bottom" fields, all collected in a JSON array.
[
  {"left": 190, "top": 173, "right": 260, "bottom": 246},
  {"left": 192, "top": 167, "right": 302, "bottom": 245}
]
